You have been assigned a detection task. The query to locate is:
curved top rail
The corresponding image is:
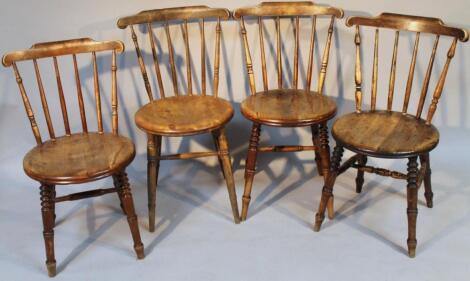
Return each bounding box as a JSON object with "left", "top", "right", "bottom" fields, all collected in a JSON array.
[
  {"left": 117, "top": 6, "right": 230, "bottom": 29},
  {"left": 346, "top": 13, "right": 468, "bottom": 42},
  {"left": 233, "top": 1, "right": 344, "bottom": 19},
  {"left": 2, "top": 38, "right": 125, "bottom": 67}
]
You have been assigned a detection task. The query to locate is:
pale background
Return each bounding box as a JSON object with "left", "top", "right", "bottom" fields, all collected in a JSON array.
[{"left": 0, "top": 0, "right": 469, "bottom": 280}]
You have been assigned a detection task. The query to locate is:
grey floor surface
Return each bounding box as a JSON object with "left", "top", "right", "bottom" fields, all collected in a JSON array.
[{"left": 1, "top": 108, "right": 470, "bottom": 281}]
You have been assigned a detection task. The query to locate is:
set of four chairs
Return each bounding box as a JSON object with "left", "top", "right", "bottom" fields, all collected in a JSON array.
[{"left": 2, "top": 2, "right": 468, "bottom": 277}]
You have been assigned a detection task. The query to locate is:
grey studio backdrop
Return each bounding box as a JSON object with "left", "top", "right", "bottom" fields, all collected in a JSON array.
[{"left": 0, "top": 0, "right": 469, "bottom": 280}]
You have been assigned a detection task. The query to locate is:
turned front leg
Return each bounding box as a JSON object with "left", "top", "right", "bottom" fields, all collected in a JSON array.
[
  {"left": 115, "top": 172, "right": 145, "bottom": 259},
  {"left": 241, "top": 123, "right": 261, "bottom": 221},
  {"left": 40, "top": 184, "right": 56, "bottom": 277},
  {"left": 419, "top": 153, "right": 433, "bottom": 208},
  {"left": 214, "top": 128, "right": 241, "bottom": 224},
  {"left": 317, "top": 123, "right": 331, "bottom": 180},
  {"left": 355, "top": 155, "right": 367, "bottom": 193},
  {"left": 311, "top": 125, "right": 323, "bottom": 176},
  {"left": 314, "top": 145, "right": 344, "bottom": 232},
  {"left": 407, "top": 157, "right": 419, "bottom": 258}
]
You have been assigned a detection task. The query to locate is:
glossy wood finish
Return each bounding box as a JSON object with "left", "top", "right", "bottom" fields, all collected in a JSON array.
[
  {"left": 135, "top": 96, "right": 234, "bottom": 136},
  {"left": 234, "top": 1, "right": 343, "bottom": 220},
  {"left": 24, "top": 133, "right": 136, "bottom": 184},
  {"left": 315, "top": 13, "right": 468, "bottom": 258},
  {"left": 346, "top": 13, "right": 468, "bottom": 41},
  {"left": 332, "top": 111, "right": 439, "bottom": 158},
  {"left": 241, "top": 89, "right": 337, "bottom": 127},
  {"left": 118, "top": 6, "right": 240, "bottom": 230},
  {"left": 2, "top": 38, "right": 144, "bottom": 277}
]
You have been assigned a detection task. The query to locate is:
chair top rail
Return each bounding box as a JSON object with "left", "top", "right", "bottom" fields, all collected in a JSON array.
[
  {"left": 117, "top": 6, "right": 230, "bottom": 29},
  {"left": 233, "top": 1, "right": 344, "bottom": 19},
  {"left": 2, "top": 38, "right": 124, "bottom": 66},
  {"left": 346, "top": 13, "right": 468, "bottom": 42}
]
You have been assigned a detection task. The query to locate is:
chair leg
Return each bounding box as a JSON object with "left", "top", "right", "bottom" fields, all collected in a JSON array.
[
  {"left": 317, "top": 123, "right": 331, "bottom": 180},
  {"left": 406, "top": 157, "right": 419, "bottom": 258},
  {"left": 147, "top": 134, "right": 161, "bottom": 232},
  {"left": 114, "top": 172, "right": 145, "bottom": 259},
  {"left": 311, "top": 125, "right": 323, "bottom": 176},
  {"left": 40, "top": 184, "right": 56, "bottom": 277},
  {"left": 241, "top": 123, "right": 261, "bottom": 221},
  {"left": 419, "top": 153, "right": 433, "bottom": 208},
  {"left": 355, "top": 155, "right": 367, "bottom": 193},
  {"left": 214, "top": 128, "right": 241, "bottom": 224},
  {"left": 212, "top": 131, "right": 226, "bottom": 179},
  {"left": 314, "top": 145, "right": 344, "bottom": 232}
]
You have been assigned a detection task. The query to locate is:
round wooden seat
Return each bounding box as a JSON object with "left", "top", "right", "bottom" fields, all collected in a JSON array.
[
  {"left": 135, "top": 95, "right": 234, "bottom": 136},
  {"left": 332, "top": 111, "right": 440, "bottom": 158},
  {"left": 240, "top": 89, "right": 337, "bottom": 127},
  {"left": 23, "top": 133, "right": 135, "bottom": 184}
]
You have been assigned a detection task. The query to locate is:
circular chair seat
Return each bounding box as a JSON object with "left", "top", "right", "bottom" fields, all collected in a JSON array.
[
  {"left": 135, "top": 95, "right": 234, "bottom": 136},
  {"left": 23, "top": 133, "right": 135, "bottom": 184},
  {"left": 332, "top": 110, "right": 440, "bottom": 158},
  {"left": 240, "top": 89, "right": 337, "bottom": 127}
]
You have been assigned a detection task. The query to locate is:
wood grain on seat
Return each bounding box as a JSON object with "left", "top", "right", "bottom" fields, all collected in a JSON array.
[
  {"left": 23, "top": 133, "right": 135, "bottom": 184},
  {"left": 240, "top": 89, "right": 337, "bottom": 127},
  {"left": 135, "top": 95, "right": 234, "bottom": 136},
  {"left": 332, "top": 111, "right": 439, "bottom": 158}
]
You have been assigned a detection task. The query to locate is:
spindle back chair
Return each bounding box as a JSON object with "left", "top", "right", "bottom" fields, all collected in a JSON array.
[
  {"left": 117, "top": 6, "right": 240, "bottom": 231},
  {"left": 313, "top": 13, "right": 469, "bottom": 258},
  {"left": 117, "top": 6, "right": 230, "bottom": 100},
  {"left": 234, "top": 1, "right": 344, "bottom": 94},
  {"left": 2, "top": 38, "right": 144, "bottom": 277},
  {"left": 233, "top": 1, "right": 344, "bottom": 221}
]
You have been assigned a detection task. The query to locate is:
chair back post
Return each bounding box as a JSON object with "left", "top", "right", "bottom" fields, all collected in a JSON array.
[
  {"left": 117, "top": 6, "right": 231, "bottom": 99},
  {"left": 2, "top": 38, "right": 125, "bottom": 142},
  {"left": 345, "top": 13, "right": 468, "bottom": 122},
  {"left": 233, "top": 1, "right": 344, "bottom": 94}
]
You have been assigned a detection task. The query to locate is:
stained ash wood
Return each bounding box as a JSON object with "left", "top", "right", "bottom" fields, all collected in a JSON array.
[
  {"left": 241, "top": 89, "right": 337, "bottom": 127},
  {"left": 117, "top": 6, "right": 230, "bottom": 28},
  {"left": 332, "top": 111, "right": 439, "bottom": 158},
  {"left": 235, "top": 1, "right": 343, "bottom": 220},
  {"left": 315, "top": 12, "right": 467, "bottom": 259},
  {"left": 135, "top": 95, "right": 234, "bottom": 136},
  {"left": 2, "top": 37, "right": 144, "bottom": 277},
  {"left": 23, "top": 133, "right": 135, "bottom": 184},
  {"left": 346, "top": 13, "right": 468, "bottom": 41},
  {"left": 118, "top": 6, "right": 241, "bottom": 228}
]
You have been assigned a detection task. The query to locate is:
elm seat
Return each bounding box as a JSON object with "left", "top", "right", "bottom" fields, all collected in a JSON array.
[
  {"left": 135, "top": 95, "right": 234, "bottom": 136},
  {"left": 332, "top": 111, "right": 440, "bottom": 158},
  {"left": 240, "top": 89, "right": 337, "bottom": 127},
  {"left": 23, "top": 133, "right": 136, "bottom": 184}
]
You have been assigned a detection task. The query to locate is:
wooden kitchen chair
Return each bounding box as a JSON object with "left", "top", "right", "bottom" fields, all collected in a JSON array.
[
  {"left": 117, "top": 6, "right": 240, "bottom": 230},
  {"left": 233, "top": 2, "right": 344, "bottom": 220},
  {"left": 313, "top": 13, "right": 468, "bottom": 257},
  {"left": 2, "top": 38, "right": 144, "bottom": 277}
]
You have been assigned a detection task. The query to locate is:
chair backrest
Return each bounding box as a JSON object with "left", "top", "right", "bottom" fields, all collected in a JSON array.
[
  {"left": 2, "top": 38, "right": 125, "bottom": 145},
  {"left": 117, "top": 6, "right": 230, "bottom": 100},
  {"left": 233, "top": 1, "right": 344, "bottom": 95},
  {"left": 346, "top": 13, "right": 468, "bottom": 124}
]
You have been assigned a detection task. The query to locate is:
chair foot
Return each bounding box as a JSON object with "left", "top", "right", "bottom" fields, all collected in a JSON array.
[
  {"left": 327, "top": 195, "right": 334, "bottom": 220},
  {"left": 424, "top": 192, "right": 433, "bottom": 208},
  {"left": 313, "top": 213, "right": 324, "bottom": 232},
  {"left": 426, "top": 200, "right": 433, "bottom": 209},
  {"left": 241, "top": 196, "right": 251, "bottom": 221},
  {"left": 407, "top": 239, "right": 417, "bottom": 258},
  {"left": 135, "top": 244, "right": 145, "bottom": 259},
  {"left": 46, "top": 261, "right": 56, "bottom": 278}
]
